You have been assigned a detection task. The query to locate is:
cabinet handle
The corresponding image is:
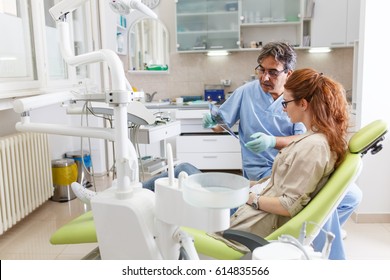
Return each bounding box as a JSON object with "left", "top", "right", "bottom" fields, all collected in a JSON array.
[
  {"left": 203, "top": 156, "right": 218, "bottom": 159},
  {"left": 330, "top": 42, "right": 344, "bottom": 46},
  {"left": 210, "top": 46, "right": 224, "bottom": 49}
]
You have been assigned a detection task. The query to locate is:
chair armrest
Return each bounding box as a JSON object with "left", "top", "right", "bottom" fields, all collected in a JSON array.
[{"left": 223, "top": 229, "right": 269, "bottom": 252}]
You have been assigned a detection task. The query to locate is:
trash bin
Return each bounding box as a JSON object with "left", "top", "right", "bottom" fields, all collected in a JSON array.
[
  {"left": 51, "top": 158, "right": 78, "bottom": 202},
  {"left": 65, "top": 150, "right": 93, "bottom": 188}
]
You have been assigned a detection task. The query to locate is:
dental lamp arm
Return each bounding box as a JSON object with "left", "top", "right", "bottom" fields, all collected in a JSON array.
[
  {"left": 42, "top": 0, "right": 157, "bottom": 197},
  {"left": 50, "top": 0, "right": 157, "bottom": 21}
]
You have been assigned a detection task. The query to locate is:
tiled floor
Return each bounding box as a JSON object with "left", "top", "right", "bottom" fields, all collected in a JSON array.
[{"left": 1, "top": 175, "right": 390, "bottom": 260}]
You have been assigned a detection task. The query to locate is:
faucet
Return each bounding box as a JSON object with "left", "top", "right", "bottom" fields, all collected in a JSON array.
[{"left": 145, "top": 91, "right": 157, "bottom": 102}]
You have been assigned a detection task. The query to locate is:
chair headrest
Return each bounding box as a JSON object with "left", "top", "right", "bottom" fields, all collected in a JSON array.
[{"left": 349, "top": 120, "right": 388, "bottom": 155}]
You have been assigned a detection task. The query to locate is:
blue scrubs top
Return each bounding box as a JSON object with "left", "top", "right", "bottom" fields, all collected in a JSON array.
[{"left": 219, "top": 80, "right": 306, "bottom": 180}]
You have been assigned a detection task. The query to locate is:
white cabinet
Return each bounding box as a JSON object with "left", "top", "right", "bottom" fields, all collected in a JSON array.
[
  {"left": 175, "top": 0, "right": 363, "bottom": 50},
  {"left": 177, "top": 135, "right": 242, "bottom": 170},
  {"left": 310, "top": 0, "right": 360, "bottom": 47},
  {"left": 143, "top": 106, "right": 242, "bottom": 170},
  {"left": 346, "top": 0, "right": 361, "bottom": 46},
  {"left": 175, "top": 0, "right": 303, "bottom": 52},
  {"left": 175, "top": 108, "right": 242, "bottom": 170}
]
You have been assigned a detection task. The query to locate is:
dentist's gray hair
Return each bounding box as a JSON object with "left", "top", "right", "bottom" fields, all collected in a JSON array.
[{"left": 257, "top": 41, "right": 297, "bottom": 71}]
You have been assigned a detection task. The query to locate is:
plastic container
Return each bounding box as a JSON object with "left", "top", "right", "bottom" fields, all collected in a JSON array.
[
  {"left": 51, "top": 158, "right": 78, "bottom": 202},
  {"left": 145, "top": 64, "right": 168, "bottom": 71},
  {"left": 182, "top": 172, "right": 249, "bottom": 209}
]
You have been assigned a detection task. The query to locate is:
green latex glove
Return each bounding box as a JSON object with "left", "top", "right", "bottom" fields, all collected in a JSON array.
[
  {"left": 245, "top": 132, "right": 276, "bottom": 153},
  {"left": 202, "top": 113, "right": 217, "bottom": 128}
]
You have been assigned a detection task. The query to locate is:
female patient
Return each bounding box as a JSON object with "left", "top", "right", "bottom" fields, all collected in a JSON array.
[{"left": 212, "top": 68, "right": 349, "bottom": 252}]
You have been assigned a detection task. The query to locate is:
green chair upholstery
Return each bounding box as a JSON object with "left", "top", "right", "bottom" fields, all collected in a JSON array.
[
  {"left": 50, "top": 211, "right": 97, "bottom": 244},
  {"left": 50, "top": 120, "right": 387, "bottom": 260}
]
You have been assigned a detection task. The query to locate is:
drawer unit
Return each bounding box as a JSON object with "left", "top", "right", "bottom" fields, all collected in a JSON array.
[
  {"left": 175, "top": 109, "right": 209, "bottom": 133},
  {"left": 177, "top": 152, "right": 242, "bottom": 170},
  {"left": 137, "top": 121, "right": 181, "bottom": 144},
  {"left": 177, "top": 135, "right": 240, "bottom": 153},
  {"left": 175, "top": 108, "right": 239, "bottom": 134},
  {"left": 177, "top": 134, "right": 242, "bottom": 170}
]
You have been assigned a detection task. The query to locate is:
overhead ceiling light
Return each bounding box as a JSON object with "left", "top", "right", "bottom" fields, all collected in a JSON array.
[
  {"left": 308, "top": 47, "right": 332, "bottom": 53},
  {"left": 0, "top": 56, "right": 17, "bottom": 61},
  {"left": 206, "top": 50, "right": 230, "bottom": 57}
]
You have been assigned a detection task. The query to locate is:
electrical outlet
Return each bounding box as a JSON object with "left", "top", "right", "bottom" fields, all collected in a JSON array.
[{"left": 220, "top": 79, "right": 231, "bottom": 87}]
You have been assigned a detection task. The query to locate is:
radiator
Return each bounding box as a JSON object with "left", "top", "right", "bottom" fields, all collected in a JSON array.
[{"left": 0, "top": 132, "right": 52, "bottom": 235}]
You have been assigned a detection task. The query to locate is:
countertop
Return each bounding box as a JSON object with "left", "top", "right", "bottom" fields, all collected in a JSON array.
[{"left": 144, "top": 101, "right": 216, "bottom": 110}]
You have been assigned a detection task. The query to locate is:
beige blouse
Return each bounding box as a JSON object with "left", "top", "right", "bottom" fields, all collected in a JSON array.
[{"left": 210, "top": 131, "right": 337, "bottom": 253}]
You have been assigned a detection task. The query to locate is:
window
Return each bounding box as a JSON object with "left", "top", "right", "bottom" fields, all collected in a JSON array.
[
  {"left": 44, "top": 0, "right": 68, "bottom": 80},
  {"left": 0, "top": 0, "right": 37, "bottom": 83},
  {"left": 0, "top": 0, "right": 93, "bottom": 99}
]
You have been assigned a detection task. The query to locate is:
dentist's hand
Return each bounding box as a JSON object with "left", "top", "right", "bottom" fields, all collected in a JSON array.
[
  {"left": 245, "top": 132, "right": 276, "bottom": 153},
  {"left": 202, "top": 113, "right": 217, "bottom": 128}
]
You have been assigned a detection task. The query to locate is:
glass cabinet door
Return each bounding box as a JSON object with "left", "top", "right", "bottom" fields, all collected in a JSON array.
[
  {"left": 176, "top": 0, "right": 239, "bottom": 52},
  {"left": 240, "top": 0, "right": 302, "bottom": 48},
  {"left": 241, "top": 0, "right": 301, "bottom": 24}
]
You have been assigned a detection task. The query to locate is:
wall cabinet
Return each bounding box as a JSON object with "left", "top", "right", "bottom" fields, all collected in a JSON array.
[
  {"left": 310, "top": 0, "right": 361, "bottom": 47},
  {"left": 176, "top": 0, "right": 240, "bottom": 52},
  {"left": 175, "top": 0, "right": 302, "bottom": 53},
  {"left": 346, "top": 0, "right": 361, "bottom": 46},
  {"left": 175, "top": 0, "right": 361, "bottom": 52},
  {"left": 240, "top": 0, "right": 302, "bottom": 48}
]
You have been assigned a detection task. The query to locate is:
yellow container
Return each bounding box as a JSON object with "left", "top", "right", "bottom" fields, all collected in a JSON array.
[{"left": 51, "top": 158, "right": 78, "bottom": 202}]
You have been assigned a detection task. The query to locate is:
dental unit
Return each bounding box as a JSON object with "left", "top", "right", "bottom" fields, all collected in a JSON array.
[{"left": 13, "top": 0, "right": 250, "bottom": 260}]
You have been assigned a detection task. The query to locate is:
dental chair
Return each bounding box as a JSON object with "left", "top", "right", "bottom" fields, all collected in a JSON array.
[{"left": 49, "top": 119, "right": 387, "bottom": 259}]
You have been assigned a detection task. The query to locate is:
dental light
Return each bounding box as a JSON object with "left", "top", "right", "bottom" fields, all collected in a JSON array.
[
  {"left": 50, "top": 0, "right": 157, "bottom": 21},
  {"left": 109, "top": 0, "right": 157, "bottom": 19}
]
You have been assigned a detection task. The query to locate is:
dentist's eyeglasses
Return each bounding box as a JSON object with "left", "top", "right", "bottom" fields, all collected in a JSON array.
[
  {"left": 255, "top": 65, "right": 287, "bottom": 78},
  {"left": 281, "top": 99, "right": 298, "bottom": 108}
]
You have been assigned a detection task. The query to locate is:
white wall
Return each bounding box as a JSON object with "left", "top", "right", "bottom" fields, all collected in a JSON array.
[
  {"left": 28, "top": 103, "right": 107, "bottom": 174},
  {"left": 354, "top": 0, "right": 390, "bottom": 215}
]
